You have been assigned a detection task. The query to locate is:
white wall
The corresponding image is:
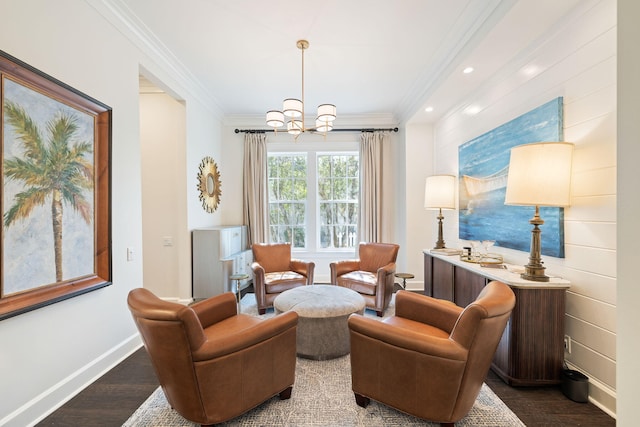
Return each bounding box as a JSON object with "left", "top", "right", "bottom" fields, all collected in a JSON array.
[
  {"left": 616, "top": 0, "right": 640, "bottom": 425},
  {"left": 140, "top": 93, "right": 188, "bottom": 300},
  {"left": 406, "top": 0, "right": 617, "bottom": 415},
  {"left": 403, "top": 124, "right": 435, "bottom": 289},
  {"left": 0, "top": 1, "right": 223, "bottom": 425}
]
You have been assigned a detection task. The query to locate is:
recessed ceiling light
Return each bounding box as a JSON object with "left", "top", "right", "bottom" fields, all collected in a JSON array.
[
  {"left": 425, "top": 106, "right": 434, "bottom": 112},
  {"left": 464, "top": 105, "right": 481, "bottom": 115},
  {"left": 463, "top": 67, "right": 474, "bottom": 74},
  {"left": 522, "top": 65, "right": 540, "bottom": 76}
]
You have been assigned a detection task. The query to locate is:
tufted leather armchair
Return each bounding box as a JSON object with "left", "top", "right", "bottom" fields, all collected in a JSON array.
[
  {"left": 251, "top": 242, "right": 315, "bottom": 315},
  {"left": 127, "top": 288, "right": 298, "bottom": 426},
  {"left": 330, "top": 242, "right": 399, "bottom": 316},
  {"left": 348, "top": 281, "right": 516, "bottom": 426}
]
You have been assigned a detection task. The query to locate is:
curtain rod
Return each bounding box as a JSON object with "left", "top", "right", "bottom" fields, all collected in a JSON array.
[{"left": 234, "top": 127, "right": 399, "bottom": 134}]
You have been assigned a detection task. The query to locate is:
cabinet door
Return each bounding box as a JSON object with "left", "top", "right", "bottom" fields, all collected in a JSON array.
[
  {"left": 453, "top": 266, "right": 487, "bottom": 307},
  {"left": 432, "top": 257, "right": 454, "bottom": 301}
]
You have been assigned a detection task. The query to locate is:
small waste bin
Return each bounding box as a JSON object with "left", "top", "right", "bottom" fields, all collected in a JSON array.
[{"left": 562, "top": 369, "right": 589, "bottom": 403}]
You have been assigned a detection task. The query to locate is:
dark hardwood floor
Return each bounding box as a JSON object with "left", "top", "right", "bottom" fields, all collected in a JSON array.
[{"left": 38, "top": 346, "right": 615, "bottom": 426}]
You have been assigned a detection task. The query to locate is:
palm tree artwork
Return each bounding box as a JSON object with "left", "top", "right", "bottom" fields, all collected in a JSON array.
[{"left": 3, "top": 81, "right": 95, "bottom": 292}]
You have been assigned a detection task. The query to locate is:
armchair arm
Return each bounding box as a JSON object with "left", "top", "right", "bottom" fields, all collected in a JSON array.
[
  {"left": 376, "top": 261, "right": 396, "bottom": 275},
  {"left": 290, "top": 259, "right": 315, "bottom": 277},
  {"left": 251, "top": 262, "right": 267, "bottom": 307},
  {"left": 190, "top": 292, "right": 237, "bottom": 328},
  {"left": 376, "top": 261, "right": 396, "bottom": 284},
  {"left": 251, "top": 261, "right": 265, "bottom": 276},
  {"left": 348, "top": 314, "right": 467, "bottom": 361},
  {"left": 192, "top": 311, "right": 299, "bottom": 360},
  {"left": 395, "top": 290, "right": 463, "bottom": 334},
  {"left": 330, "top": 259, "right": 361, "bottom": 277}
]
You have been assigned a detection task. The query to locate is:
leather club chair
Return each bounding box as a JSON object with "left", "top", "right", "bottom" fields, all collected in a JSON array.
[
  {"left": 127, "top": 288, "right": 298, "bottom": 426},
  {"left": 348, "top": 281, "right": 516, "bottom": 426},
  {"left": 252, "top": 242, "right": 315, "bottom": 314},
  {"left": 330, "top": 242, "right": 399, "bottom": 316}
]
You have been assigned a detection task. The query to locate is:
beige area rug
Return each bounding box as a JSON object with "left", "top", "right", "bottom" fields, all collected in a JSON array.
[{"left": 123, "top": 293, "right": 525, "bottom": 427}]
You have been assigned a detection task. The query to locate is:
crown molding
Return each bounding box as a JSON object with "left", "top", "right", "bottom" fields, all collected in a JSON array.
[{"left": 87, "top": 0, "right": 224, "bottom": 118}]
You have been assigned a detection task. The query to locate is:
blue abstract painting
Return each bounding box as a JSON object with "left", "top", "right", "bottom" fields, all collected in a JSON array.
[{"left": 458, "top": 97, "right": 565, "bottom": 258}]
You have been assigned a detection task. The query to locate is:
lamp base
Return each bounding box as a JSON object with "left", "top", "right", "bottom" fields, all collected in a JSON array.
[
  {"left": 433, "top": 208, "right": 446, "bottom": 249},
  {"left": 521, "top": 264, "right": 550, "bottom": 282},
  {"left": 521, "top": 206, "right": 550, "bottom": 282}
]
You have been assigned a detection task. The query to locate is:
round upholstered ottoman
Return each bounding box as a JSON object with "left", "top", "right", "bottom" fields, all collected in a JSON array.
[{"left": 274, "top": 285, "right": 366, "bottom": 360}]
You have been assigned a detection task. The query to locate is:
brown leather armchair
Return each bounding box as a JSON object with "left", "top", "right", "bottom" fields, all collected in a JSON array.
[
  {"left": 127, "top": 288, "right": 298, "bottom": 426},
  {"left": 348, "top": 281, "right": 516, "bottom": 426},
  {"left": 252, "top": 242, "right": 315, "bottom": 314},
  {"left": 330, "top": 242, "right": 399, "bottom": 316}
]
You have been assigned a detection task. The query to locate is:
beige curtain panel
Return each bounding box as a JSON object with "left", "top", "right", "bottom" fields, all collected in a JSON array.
[
  {"left": 358, "top": 131, "right": 388, "bottom": 243},
  {"left": 243, "top": 133, "right": 269, "bottom": 245}
]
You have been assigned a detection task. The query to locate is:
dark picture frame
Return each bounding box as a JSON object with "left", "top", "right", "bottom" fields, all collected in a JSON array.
[{"left": 1, "top": 50, "right": 112, "bottom": 320}]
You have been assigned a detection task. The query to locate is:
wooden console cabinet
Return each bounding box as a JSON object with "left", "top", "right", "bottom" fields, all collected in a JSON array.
[{"left": 424, "top": 251, "right": 570, "bottom": 386}]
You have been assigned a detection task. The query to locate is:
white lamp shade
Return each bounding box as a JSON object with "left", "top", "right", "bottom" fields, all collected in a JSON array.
[
  {"left": 283, "top": 98, "right": 303, "bottom": 118},
  {"left": 266, "top": 110, "right": 285, "bottom": 127},
  {"left": 505, "top": 142, "right": 574, "bottom": 207},
  {"left": 424, "top": 175, "right": 456, "bottom": 210},
  {"left": 287, "top": 120, "right": 303, "bottom": 135},
  {"left": 317, "top": 104, "right": 336, "bottom": 122},
  {"left": 315, "top": 119, "right": 333, "bottom": 132}
]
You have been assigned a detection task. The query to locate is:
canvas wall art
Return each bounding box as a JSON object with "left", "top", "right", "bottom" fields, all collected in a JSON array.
[
  {"left": 1, "top": 50, "right": 112, "bottom": 320},
  {"left": 458, "top": 97, "right": 565, "bottom": 258}
]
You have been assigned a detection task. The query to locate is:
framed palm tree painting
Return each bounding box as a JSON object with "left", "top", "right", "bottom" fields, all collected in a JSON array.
[{"left": 1, "top": 50, "right": 111, "bottom": 320}]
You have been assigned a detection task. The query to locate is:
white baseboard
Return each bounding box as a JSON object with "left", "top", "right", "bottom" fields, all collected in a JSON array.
[{"left": 3, "top": 334, "right": 143, "bottom": 427}]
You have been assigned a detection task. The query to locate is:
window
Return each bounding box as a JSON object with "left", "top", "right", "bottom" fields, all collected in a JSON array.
[
  {"left": 318, "top": 154, "right": 359, "bottom": 249},
  {"left": 267, "top": 148, "right": 359, "bottom": 251},
  {"left": 268, "top": 154, "right": 307, "bottom": 248}
]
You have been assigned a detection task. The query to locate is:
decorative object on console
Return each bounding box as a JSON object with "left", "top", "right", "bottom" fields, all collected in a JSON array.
[
  {"left": 424, "top": 174, "right": 456, "bottom": 249},
  {"left": 197, "top": 156, "right": 221, "bottom": 213},
  {"left": 458, "top": 97, "right": 565, "bottom": 257},
  {"left": 265, "top": 40, "right": 336, "bottom": 137},
  {"left": 505, "top": 142, "right": 573, "bottom": 282}
]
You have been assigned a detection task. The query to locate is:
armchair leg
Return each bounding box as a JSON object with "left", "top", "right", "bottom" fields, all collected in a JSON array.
[
  {"left": 440, "top": 423, "right": 454, "bottom": 427},
  {"left": 376, "top": 310, "right": 383, "bottom": 317},
  {"left": 279, "top": 386, "right": 293, "bottom": 400},
  {"left": 354, "top": 393, "right": 370, "bottom": 408},
  {"left": 258, "top": 308, "right": 266, "bottom": 315}
]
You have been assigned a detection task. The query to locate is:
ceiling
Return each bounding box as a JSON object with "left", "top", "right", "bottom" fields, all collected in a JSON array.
[{"left": 120, "top": 0, "right": 583, "bottom": 126}]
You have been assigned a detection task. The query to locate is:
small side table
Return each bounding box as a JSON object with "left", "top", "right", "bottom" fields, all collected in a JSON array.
[
  {"left": 394, "top": 273, "right": 414, "bottom": 291},
  {"left": 230, "top": 273, "right": 249, "bottom": 312}
]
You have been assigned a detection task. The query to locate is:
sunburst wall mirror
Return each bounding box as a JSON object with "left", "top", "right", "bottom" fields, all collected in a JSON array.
[{"left": 197, "top": 156, "right": 222, "bottom": 213}]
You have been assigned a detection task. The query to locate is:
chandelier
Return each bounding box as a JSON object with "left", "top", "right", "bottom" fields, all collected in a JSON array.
[{"left": 266, "top": 40, "right": 336, "bottom": 136}]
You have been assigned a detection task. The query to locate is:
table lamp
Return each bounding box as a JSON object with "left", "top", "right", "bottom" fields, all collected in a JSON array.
[
  {"left": 504, "top": 142, "right": 573, "bottom": 281},
  {"left": 424, "top": 175, "right": 456, "bottom": 249}
]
